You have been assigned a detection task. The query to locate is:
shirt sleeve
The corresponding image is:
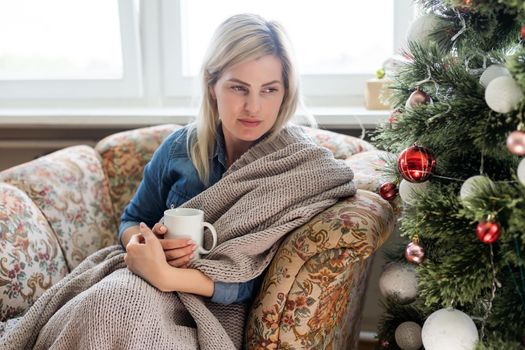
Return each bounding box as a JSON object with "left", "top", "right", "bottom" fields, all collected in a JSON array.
[
  {"left": 118, "top": 135, "right": 174, "bottom": 245},
  {"left": 210, "top": 278, "right": 259, "bottom": 304}
]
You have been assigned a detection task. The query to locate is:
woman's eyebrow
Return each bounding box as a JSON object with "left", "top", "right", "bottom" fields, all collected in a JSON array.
[{"left": 226, "top": 78, "right": 282, "bottom": 87}]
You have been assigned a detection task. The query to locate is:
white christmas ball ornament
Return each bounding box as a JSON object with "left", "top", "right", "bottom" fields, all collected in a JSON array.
[
  {"left": 518, "top": 158, "right": 525, "bottom": 186},
  {"left": 406, "top": 14, "right": 439, "bottom": 45},
  {"left": 395, "top": 321, "right": 423, "bottom": 350},
  {"left": 479, "top": 64, "right": 511, "bottom": 88},
  {"left": 459, "top": 175, "right": 493, "bottom": 202},
  {"left": 485, "top": 76, "right": 524, "bottom": 113},
  {"left": 422, "top": 308, "right": 479, "bottom": 350},
  {"left": 399, "top": 179, "right": 429, "bottom": 205},
  {"left": 379, "top": 263, "right": 418, "bottom": 304}
]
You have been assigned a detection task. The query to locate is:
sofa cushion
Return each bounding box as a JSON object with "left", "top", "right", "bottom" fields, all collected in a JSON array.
[
  {"left": 0, "top": 146, "right": 117, "bottom": 271},
  {"left": 302, "top": 127, "right": 376, "bottom": 159},
  {"left": 346, "top": 150, "right": 395, "bottom": 192},
  {"left": 0, "top": 183, "right": 69, "bottom": 321},
  {"left": 95, "top": 124, "right": 182, "bottom": 226}
]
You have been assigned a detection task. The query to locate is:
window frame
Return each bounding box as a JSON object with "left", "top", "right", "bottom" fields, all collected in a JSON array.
[
  {"left": 0, "top": 0, "right": 142, "bottom": 99},
  {"left": 161, "top": 0, "right": 415, "bottom": 100},
  {"left": 0, "top": 0, "right": 414, "bottom": 108}
]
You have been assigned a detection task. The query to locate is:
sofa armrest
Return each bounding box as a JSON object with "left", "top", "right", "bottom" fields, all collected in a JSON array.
[
  {"left": 245, "top": 190, "right": 395, "bottom": 349},
  {"left": 0, "top": 183, "right": 69, "bottom": 322},
  {"left": 301, "top": 127, "right": 376, "bottom": 159}
]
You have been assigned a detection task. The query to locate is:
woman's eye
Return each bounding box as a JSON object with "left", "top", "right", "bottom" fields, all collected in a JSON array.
[
  {"left": 263, "top": 87, "right": 278, "bottom": 94},
  {"left": 231, "top": 85, "right": 248, "bottom": 93}
]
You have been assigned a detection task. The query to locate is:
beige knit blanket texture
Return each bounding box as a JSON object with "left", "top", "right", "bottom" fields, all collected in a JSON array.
[{"left": 0, "top": 126, "right": 356, "bottom": 350}]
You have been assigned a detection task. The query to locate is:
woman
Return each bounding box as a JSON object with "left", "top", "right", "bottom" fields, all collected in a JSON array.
[
  {"left": 0, "top": 14, "right": 355, "bottom": 350},
  {"left": 119, "top": 13, "right": 309, "bottom": 304}
]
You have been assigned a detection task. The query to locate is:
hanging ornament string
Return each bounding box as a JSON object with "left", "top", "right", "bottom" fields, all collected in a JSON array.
[
  {"left": 480, "top": 244, "right": 500, "bottom": 340},
  {"left": 479, "top": 112, "right": 494, "bottom": 175},
  {"left": 450, "top": 9, "right": 467, "bottom": 43},
  {"left": 432, "top": 174, "right": 518, "bottom": 184},
  {"left": 426, "top": 103, "right": 452, "bottom": 124},
  {"left": 352, "top": 115, "right": 367, "bottom": 140},
  {"left": 432, "top": 174, "right": 465, "bottom": 182},
  {"left": 411, "top": 66, "right": 433, "bottom": 89},
  {"left": 464, "top": 51, "right": 488, "bottom": 76},
  {"left": 514, "top": 238, "right": 525, "bottom": 310},
  {"left": 506, "top": 261, "right": 525, "bottom": 311},
  {"left": 410, "top": 65, "right": 452, "bottom": 125}
]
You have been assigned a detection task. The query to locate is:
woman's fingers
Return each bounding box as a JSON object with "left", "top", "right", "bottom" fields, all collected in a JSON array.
[
  {"left": 152, "top": 223, "right": 168, "bottom": 238},
  {"left": 126, "top": 233, "right": 143, "bottom": 250},
  {"left": 164, "top": 245, "right": 196, "bottom": 261},
  {"left": 167, "top": 255, "right": 193, "bottom": 268},
  {"left": 159, "top": 238, "right": 194, "bottom": 250}
]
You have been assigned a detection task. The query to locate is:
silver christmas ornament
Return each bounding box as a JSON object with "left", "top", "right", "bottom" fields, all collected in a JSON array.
[
  {"left": 398, "top": 179, "right": 429, "bottom": 205},
  {"left": 395, "top": 321, "right": 423, "bottom": 350},
  {"left": 422, "top": 308, "right": 478, "bottom": 350},
  {"left": 406, "top": 14, "right": 439, "bottom": 45},
  {"left": 459, "top": 175, "right": 493, "bottom": 202},
  {"left": 517, "top": 158, "right": 525, "bottom": 186},
  {"left": 379, "top": 263, "right": 418, "bottom": 304},
  {"left": 479, "top": 64, "right": 510, "bottom": 88},
  {"left": 485, "top": 76, "right": 524, "bottom": 113}
]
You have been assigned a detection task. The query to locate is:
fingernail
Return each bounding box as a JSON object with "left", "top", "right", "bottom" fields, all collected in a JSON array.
[
  {"left": 187, "top": 240, "right": 193, "bottom": 245},
  {"left": 192, "top": 245, "right": 198, "bottom": 251},
  {"left": 161, "top": 226, "right": 166, "bottom": 232},
  {"left": 189, "top": 254, "right": 194, "bottom": 259}
]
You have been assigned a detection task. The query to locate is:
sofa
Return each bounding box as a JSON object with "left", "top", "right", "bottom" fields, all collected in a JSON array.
[{"left": 0, "top": 124, "right": 395, "bottom": 349}]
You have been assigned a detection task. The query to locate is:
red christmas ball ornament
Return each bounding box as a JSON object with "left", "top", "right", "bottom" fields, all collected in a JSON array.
[
  {"left": 405, "top": 241, "right": 425, "bottom": 264},
  {"left": 388, "top": 109, "right": 400, "bottom": 124},
  {"left": 521, "top": 25, "right": 525, "bottom": 40},
  {"left": 506, "top": 131, "right": 525, "bottom": 156},
  {"left": 406, "top": 88, "right": 431, "bottom": 109},
  {"left": 397, "top": 145, "right": 436, "bottom": 182},
  {"left": 379, "top": 182, "right": 398, "bottom": 201},
  {"left": 476, "top": 221, "right": 501, "bottom": 244}
]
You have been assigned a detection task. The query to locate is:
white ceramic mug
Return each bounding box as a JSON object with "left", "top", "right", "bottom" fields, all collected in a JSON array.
[{"left": 162, "top": 208, "right": 217, "bottom": 260}]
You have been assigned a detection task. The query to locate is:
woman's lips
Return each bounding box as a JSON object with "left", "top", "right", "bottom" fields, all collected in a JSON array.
[{"left": 239, "top": 119, "right": 262, "bottom": 128}]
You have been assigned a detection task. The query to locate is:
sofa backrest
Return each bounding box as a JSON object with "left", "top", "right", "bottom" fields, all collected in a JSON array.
[
  {"left": 95, "top": 124, "right": 182, "bottom": 226},
  {"left": 0, "top": 145, "right": 117, "bottom": 271},
  {"left": 94, "top": 124, "right": 375, "bottom": 227}
]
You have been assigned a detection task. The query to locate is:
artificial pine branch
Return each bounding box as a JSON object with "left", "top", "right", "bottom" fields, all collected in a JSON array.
[{"left": 373, "top": 1, "right": 525, "bottom": 347}]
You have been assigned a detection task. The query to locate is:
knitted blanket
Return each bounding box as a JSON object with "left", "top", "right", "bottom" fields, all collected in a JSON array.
[{"left": 0, "top": 126, "right": 356, "bottom": 350}]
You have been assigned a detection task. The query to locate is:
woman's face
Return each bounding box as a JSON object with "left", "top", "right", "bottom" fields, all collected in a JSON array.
[{"left": 211, "top": 54, "right": 285, "bottom": 150}]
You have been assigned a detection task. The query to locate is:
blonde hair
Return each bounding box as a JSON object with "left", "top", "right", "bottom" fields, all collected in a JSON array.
[{"left": 187, "top": 13, "right": 313, "bottom": 185}]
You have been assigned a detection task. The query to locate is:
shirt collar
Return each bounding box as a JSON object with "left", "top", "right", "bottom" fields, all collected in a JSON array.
[{"left": 214, "top": 125, "right": 227, "bottom": 168}]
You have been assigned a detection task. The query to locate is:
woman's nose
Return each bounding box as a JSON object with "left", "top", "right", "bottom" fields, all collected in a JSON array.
[{"left": 244, "top": 94, "right": 261, "bottom": 115}]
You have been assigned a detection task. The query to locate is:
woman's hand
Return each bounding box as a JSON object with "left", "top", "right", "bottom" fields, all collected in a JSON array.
[
  {"left": 124, "top": 222, "right": 214, "bottom": 296},
  {"left": 124, "top": 222, "right": 171, "bottom": 290},
  {"left": 152, "top": 223, "right": 198, "bottom": 268}
]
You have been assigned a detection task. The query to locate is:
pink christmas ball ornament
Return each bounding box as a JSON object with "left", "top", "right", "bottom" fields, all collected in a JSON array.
[{"left": 506, "top": 131, "right": 525, "bottom": 156}]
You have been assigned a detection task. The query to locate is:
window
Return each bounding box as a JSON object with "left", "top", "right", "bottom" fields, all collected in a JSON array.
[
  {"left": 0, "top": 0, "right": 414, "bottom": 108},
  {"left": 163, "top": 0, "right": 414, "bottom": 102},
  {"left": 0, "top": 0, "right": 141, "bottom": 98}
]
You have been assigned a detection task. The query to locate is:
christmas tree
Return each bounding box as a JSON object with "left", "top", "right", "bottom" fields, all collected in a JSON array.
[{"left": 373, "top": 1, "right": 525, "bottom": 349}]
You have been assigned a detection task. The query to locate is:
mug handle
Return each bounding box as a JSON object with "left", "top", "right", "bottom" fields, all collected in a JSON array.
[{"left": 199, "top": 222, "right": 218, "bottom": 255}]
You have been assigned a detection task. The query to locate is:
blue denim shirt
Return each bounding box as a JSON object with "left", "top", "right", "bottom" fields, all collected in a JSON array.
[{"left": 119, "top": 125, "right": 259, "bottom": 304}]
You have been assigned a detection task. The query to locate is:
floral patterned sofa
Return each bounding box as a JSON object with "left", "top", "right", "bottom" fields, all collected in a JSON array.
[{"left": 0, "top": 124, "right": 395, "bottom": 349}]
